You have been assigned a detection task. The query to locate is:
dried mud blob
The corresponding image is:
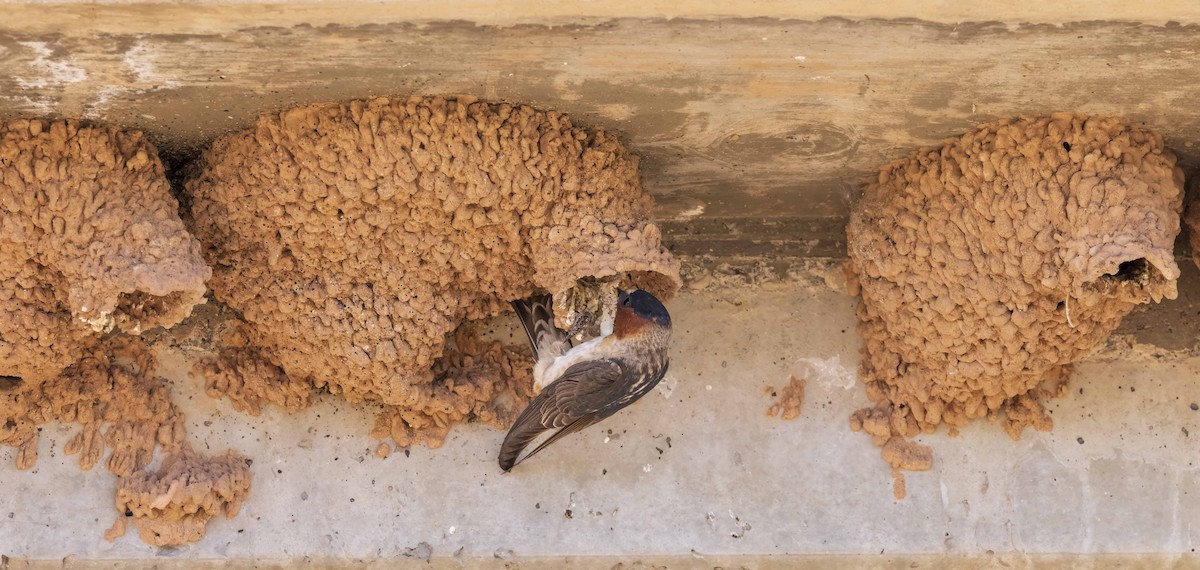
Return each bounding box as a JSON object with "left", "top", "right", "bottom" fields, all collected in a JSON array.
[
  {"left": 0, "top": 119, "right": 210, "bottom": 385},
  {"left": 846, "top": 113, "right": 1183, "bottom": 488},
  {"left": 112, "top": 447, "right": 251, "bottom": 546},
  {"left": 765, "top": 375, "right": 806, "bottom": 420},
  {"left": 1, "top": 336, "right": 252, "bottom": 546},
  {"left": 185, "top": 96, "right": 679, "bottom": 442},
  {"left": 0, "top": 337, "right": 186, "bottom": 473}
]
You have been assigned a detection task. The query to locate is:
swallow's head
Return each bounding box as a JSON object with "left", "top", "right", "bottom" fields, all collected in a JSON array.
[{"left": 614, "top": 289, "right": 671, "bottom": 338}]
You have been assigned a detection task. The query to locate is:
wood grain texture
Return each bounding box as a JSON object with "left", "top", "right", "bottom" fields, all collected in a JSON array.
[{"left": 0, "top": 14, "right": 1197, "bottom": 251}]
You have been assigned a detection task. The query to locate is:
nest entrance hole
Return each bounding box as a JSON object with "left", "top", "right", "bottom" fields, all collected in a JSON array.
[
  {"left": 1106, "top": 258, "right": 1150, "bottom": 283},
  {"left": 1113, "top": 258, "right": 1148, "bottom": 280}
]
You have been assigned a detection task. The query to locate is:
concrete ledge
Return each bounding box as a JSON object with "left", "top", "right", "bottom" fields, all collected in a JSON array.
[
  {"left": 4, "top": 554, "right": 1200, "bottom": 569},
  {"left": 4, "top": 280, "right": 1199, "bottom": 562}
]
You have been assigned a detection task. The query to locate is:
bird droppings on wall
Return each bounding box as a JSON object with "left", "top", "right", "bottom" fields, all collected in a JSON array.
[
  {"left": 0, "top": 119, "right": 210, "bottom": 385},
  {"left": 846, "top": 113, "right": 1183, "bottom": 497},
  {"left": 184, "top": 96, "right": 680, "bottom": 450}
]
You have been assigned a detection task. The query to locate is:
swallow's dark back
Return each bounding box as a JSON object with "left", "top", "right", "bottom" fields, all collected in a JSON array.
[{"left": 498, "top": 289, "right": 671, "bottom": 471}]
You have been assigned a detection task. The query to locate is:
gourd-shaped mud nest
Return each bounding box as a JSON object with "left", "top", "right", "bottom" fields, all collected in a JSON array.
[
  {"left": 0, "top": 121, "right": 247, "bottom": 546},
  {"left": 186, "top": 96, "right": 680, "bottom": 447},
  {"left": 846, "top": 113, "right": 1183, "bottom": 495},
  {"left": 0, "top": 119, "right": 209, "bottom": 387}
]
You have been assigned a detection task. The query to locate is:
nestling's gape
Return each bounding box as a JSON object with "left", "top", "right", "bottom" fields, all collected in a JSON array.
[{"left": 500, "top": 289, "right": 671, "bottom": 471}]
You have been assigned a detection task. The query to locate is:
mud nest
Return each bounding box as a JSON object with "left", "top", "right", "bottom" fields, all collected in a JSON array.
[
  {"left": 0, "top": 120, "right": 244, "bottom": 546},
  {"left": 846, "top": 113, "right": 1183, "bottom": 495},
  {"left": 185, "top": 96, "right": 680, "bottom": 447},
  {"left": 1183, "top": 175, "right": 1200, "bottom": 271},
  {"left": 0, "top": 119, "right": 209, "bottom": 387},
  {"left": 1, "top": 336, "right": 251, "bottom": 546}
]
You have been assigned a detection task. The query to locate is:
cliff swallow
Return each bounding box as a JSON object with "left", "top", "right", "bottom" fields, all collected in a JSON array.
[{"left": 500, "top": 289, "right": 672, "bottom": 471}]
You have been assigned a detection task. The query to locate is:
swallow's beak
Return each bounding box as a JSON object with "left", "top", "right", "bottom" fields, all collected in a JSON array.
[{"left": 617, "top": 290, "right": 630, "bottom": 306}]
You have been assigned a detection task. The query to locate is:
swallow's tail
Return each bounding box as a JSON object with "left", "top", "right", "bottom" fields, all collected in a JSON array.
[
  {"left": 498, "top": 382, "right": 598, "bottom": 471},
  {"left": 511, "top": 293, "right": 569, "bottom": 361},
  {"left": 498, "top": 421, "right": 544, "bottom": 472}
]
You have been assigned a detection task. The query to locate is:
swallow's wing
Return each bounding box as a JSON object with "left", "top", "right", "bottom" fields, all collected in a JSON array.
[
  {"left": 511, "top": 293, "right": 570, "bottom": 361},
  {"left": 498, "top": 358, "right": 626, "bottom": 471}
]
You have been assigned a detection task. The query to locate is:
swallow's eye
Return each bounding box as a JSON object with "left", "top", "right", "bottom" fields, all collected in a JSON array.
[{"left": 621, "top": 297, "right": 631, "bottom": 307}]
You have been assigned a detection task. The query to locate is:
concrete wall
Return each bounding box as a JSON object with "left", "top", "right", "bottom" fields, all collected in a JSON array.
[
  {"left": 5, "top": 270, "right": 1200, "bottom": 567},
  {"left": 3, "top": 2, "right": 1200, "bottom": 566}
]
